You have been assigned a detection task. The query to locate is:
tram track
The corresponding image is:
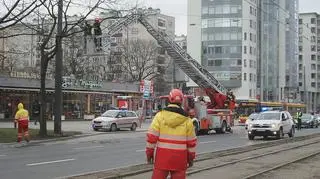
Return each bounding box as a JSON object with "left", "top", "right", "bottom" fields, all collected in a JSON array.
[
  {"left": 66, "top": 133, "right": 320, "bottom": 179},
  {"left": 243, "top": 150, "right": 320, "bottom": 179},
  {"left": 187, "top": 137, "right": 320, "bottom": 177}
]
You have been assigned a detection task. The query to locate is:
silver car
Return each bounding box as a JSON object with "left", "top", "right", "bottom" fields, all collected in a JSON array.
[{"left": 91, "top": 110, "right": 140, "bottom": 132}]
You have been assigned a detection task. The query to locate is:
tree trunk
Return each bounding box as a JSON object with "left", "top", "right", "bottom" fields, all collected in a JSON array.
[{"left": 39, "top": 55, "right": 47, "bottom": 137}]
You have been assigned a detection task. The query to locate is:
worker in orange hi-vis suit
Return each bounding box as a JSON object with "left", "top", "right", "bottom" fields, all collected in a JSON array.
[
  {"left": 146, "top": 89, "right": 197, "bottom": 179},
  {"left": 15, "top": 103, "right": 30, "bottom": 143}
]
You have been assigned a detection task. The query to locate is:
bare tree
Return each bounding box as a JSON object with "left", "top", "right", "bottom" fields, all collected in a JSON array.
[
  {"left": 0, "top": 0, "right": 42, "bottom": 30},
  {"left": 18, "top": 0, "right": 119, "bottom": 136},
  {"left": 120, "top": 39, "right": 159, "bottom": 82}
]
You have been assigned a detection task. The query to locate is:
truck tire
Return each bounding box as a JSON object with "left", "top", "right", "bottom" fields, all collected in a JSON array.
[
  {"left": 215, "top": 121, "right": 227, "bottom": 134},
  {"left": 193, "top": 121, "right": 199, "bottom": 136}
]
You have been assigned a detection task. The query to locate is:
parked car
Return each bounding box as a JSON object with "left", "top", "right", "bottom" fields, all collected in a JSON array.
[
  {"left": 247, "top": 111, "right": 295, "bottom": 140},
  {"left": 245, "top": 113, "right": 259, "bottom": 130},
  {"left": 91, "top": 110, "right": 140, "bottom": 132},
  {"left": 301, "top": 114, "right": 318, "bottom": 128}
]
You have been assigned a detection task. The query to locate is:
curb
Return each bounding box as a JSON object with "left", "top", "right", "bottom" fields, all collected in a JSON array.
[{"left": 65, "top": 132, "right": 320, "bottom": 179}]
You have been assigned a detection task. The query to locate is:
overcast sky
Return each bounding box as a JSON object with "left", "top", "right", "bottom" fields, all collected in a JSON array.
[{"left": 144, "top": 0, "right": 320, "bottom": 36}]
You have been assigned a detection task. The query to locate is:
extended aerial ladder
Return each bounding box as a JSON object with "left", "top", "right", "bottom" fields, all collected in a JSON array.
[{"left": 102, "top": 9, "right": 231, "bottom": 109}]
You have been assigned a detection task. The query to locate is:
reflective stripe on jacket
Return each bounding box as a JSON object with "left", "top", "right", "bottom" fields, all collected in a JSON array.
[
  {"left": 146, "top": 104, "right": 197, "bottom": 171},
  {"left": 15, "top": 103, "right": 29, "bottom": 121}
]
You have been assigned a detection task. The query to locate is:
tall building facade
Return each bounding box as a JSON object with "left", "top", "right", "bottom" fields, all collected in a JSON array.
[
  {"left": 258, "top": 0, "right": 299, "bottom": 102},
  {"left": 187, "top": 0, "right": 299, "bottom": 102},
  {"left": 187, "top": 0, "right": 259, "bottom": 99},
  {"left": 298, "top": 13, "right": 320, "bottom": 112}
]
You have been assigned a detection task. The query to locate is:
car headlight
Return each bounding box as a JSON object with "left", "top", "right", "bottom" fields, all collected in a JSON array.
[
  {"left": 249, "top": 124, "right": 253, "bottom": 128},
  {"left": 271, "top": 124, "right": 277, "bottom": 128}
]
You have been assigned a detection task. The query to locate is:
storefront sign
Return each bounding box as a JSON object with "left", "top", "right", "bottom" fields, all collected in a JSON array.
[
  {"left": 62, "top": 76, "right": 103, "bottom": 89},
  {"left": 140, "top": 80, "right": 154, "bottom": 99}
]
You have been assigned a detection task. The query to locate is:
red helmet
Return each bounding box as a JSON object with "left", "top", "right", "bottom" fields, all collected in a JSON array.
[{"left": 169, "top": 89, "right": 183, "bottom": 104}]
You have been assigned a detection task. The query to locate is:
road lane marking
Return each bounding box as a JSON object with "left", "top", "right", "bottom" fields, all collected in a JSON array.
[
  {"left": 26, "top": 158, "right": 75, "bottom": 166},
  {"left": 200, "top": 141, "right": 216, "bottom": 144},
  {"left": 136, "top": 149, "right": 145, "bottom": 152},
  {"left": 73, "top": 145, "right": 104, "bottom": 150}
]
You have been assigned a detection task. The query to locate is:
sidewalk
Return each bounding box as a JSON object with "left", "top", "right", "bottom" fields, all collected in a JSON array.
[{"left": 0, "top": 121, "right": 150, "bottom": 135}]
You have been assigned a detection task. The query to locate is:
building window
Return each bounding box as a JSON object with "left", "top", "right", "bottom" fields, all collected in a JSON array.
[
  {"left": 299, "top": 64, "right": 303, "bottom": 70},
  {"left": 250, "top": 33, "right": 252, "bottom": 41},
  {"left": 299, "top": 73, "right": 302, "bottom": 79},
  {"left": 249, "top": 73, "right": 252, "bottom": 81},
  {"left": 311, "top": 82, "right": 316, "bottom": 87},
  {"left": 311, "top": 36, "right": 316, "bottom": 42},
  {"left": 208, "top": 60, "right": 214, "bottom": 66},
  {"left": 311, "top": 18, "right": 316, "bottom": 24},
  {"left": 311, "top": 27, "right": 316, "bottom": 33},
  {"left": 299, "top": 36, "right": 303, "bottom": 42},
  {"left": 250, "top": 20, "right": 253, "bottom": 28},
  {"left": 244, "top": 73, "right": 247, "bottom": 81},
  {"left": 299, "top": 82, "right": 302, "bottom": 86},
  {"left": 249, "top": 60, "right": 253, "bottom": 68},
  {"left": 299, "top": 46, "right": 302, "bottom": 52},
  {"left": 299, "top": 27, "right": 303, "bottom": 34},
  {"left": 249, "top": 89, "right": 252, "bottom": 97},
  {"left": 299, "top": 19, "right": 302, "bottom": 24},
  {"left": 244, "top": 32, "right": 247, "bottom": 40},
  {"left": 311, "top": 64, "right": 316, "bottom": 70},
  {"left": 249, "top": 46, "right": 252, "bottom": 54},
  {"left": 254, "top": 61, "right": 256, "bottom": 68},
  {"left": 244, "top": 46, "right": 247, "bottom": 54},
  {"left": 311, "top": 55, "right": 316, "bottom": 60},
  {"left": 311, "top": 73, "right": 316, "bottom": 79},
  {"left": 215, "top": 60, "right": 222, "bottom": 66},
  {"left": 299, "top": 55, "right": 303, "bottom": 61},
  {"left": 237, "top": 59, "right": 242, "bottom": 66},
  {"left": 311, "top": 45, "right": 316, "bottom": 51},
  {"left": 244, "top": 59, "right": 247, "bottom": 67},
  {"left": 250, "top": 6, "right": 253, "bottom": 15}
]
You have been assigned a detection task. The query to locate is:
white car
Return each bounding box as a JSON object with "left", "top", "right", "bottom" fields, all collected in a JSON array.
[
  {"left": 247, "top": 111, "right": 295, "bottom": 140},
  {"left": 91, "top": 110, "right": 140, "bottom": 132},
  {"left": 245, "top": 113, "right": 259, "bottom": 130}
]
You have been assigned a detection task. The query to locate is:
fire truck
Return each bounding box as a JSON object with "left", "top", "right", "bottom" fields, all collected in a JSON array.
[{"left": 100, "top": 9, "right": 235, "bottom": 135}]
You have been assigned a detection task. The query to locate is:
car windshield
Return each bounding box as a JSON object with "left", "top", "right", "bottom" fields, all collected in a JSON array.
[
  {"left": 101, "top": 110, "right": 118, "bottom": 117},
  {"left": 257, "top": 113, "right": 280, "bottom": 120},
  {"left": 301, "top": 114, "right": 312, "bottom": 121},
  {"left": 249, "top": 113, "right": 259, "bottom": 119}
]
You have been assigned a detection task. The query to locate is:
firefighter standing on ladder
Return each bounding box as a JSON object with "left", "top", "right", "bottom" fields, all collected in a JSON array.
[
  {"left": 15, "top": 103, "right": 30, "bottom": 143},
  {"left": 146, "top": 89, "right": 197, "bottom": 179}
]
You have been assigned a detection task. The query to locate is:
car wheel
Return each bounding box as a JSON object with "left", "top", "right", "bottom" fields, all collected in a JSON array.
[
  {"left": 110, "top": 123, "right": 117, "bottom": 132},
  {"left": 277, "top": 128, "right": 284, "bottom": 139},
  {"left": 221, "top": 121, "right": 227, "bottom": 134},
  {"left": 248, "top": 134, "right": 255, "bottom": 140},
  {"left": 131, "top": 123, "right": 137, "bottom": 131},
  {"left": 288, "top": 127, "right": 294, "bottom": 138}
]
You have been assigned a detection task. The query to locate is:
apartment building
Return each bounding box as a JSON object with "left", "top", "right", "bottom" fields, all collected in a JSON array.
[
  {"left": 298, "top": 13, "right": 320, "bottom": 112},
  {"left": 187, "top": 0, "right": 299, "bottom": 102},
  {"left": 187, "top": 0, "right": 259, "bottom": 99}
]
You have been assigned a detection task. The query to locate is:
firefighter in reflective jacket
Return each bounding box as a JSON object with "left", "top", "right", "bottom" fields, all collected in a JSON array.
[
  {"left": 15, "top": 103, "right": 30, "bottom": 143},
  {"left": 146, "top": 89, "right": 197, "bottom": 179}
]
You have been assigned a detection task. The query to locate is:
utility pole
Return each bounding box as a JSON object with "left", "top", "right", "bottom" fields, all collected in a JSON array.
[{"left": 54, "top": 0, "right": 63, "bottom": 134}]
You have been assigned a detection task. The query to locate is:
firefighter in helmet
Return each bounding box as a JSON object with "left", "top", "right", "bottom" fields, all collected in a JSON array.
[
  {"left": 146, "top": 89, "right": 197, "bottom": 179},
  {"left": 15, "top": 103, "right": 30, "bottom": 143}
]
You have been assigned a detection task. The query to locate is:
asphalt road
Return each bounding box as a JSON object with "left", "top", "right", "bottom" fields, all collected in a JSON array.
[{"left": 0, "top": 127, "right": 319, "bottom": 179}]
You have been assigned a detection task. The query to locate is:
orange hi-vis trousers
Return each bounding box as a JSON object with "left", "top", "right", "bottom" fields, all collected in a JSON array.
[{"left": 17, "top": 119, "right": 29, "bottom": 142}]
